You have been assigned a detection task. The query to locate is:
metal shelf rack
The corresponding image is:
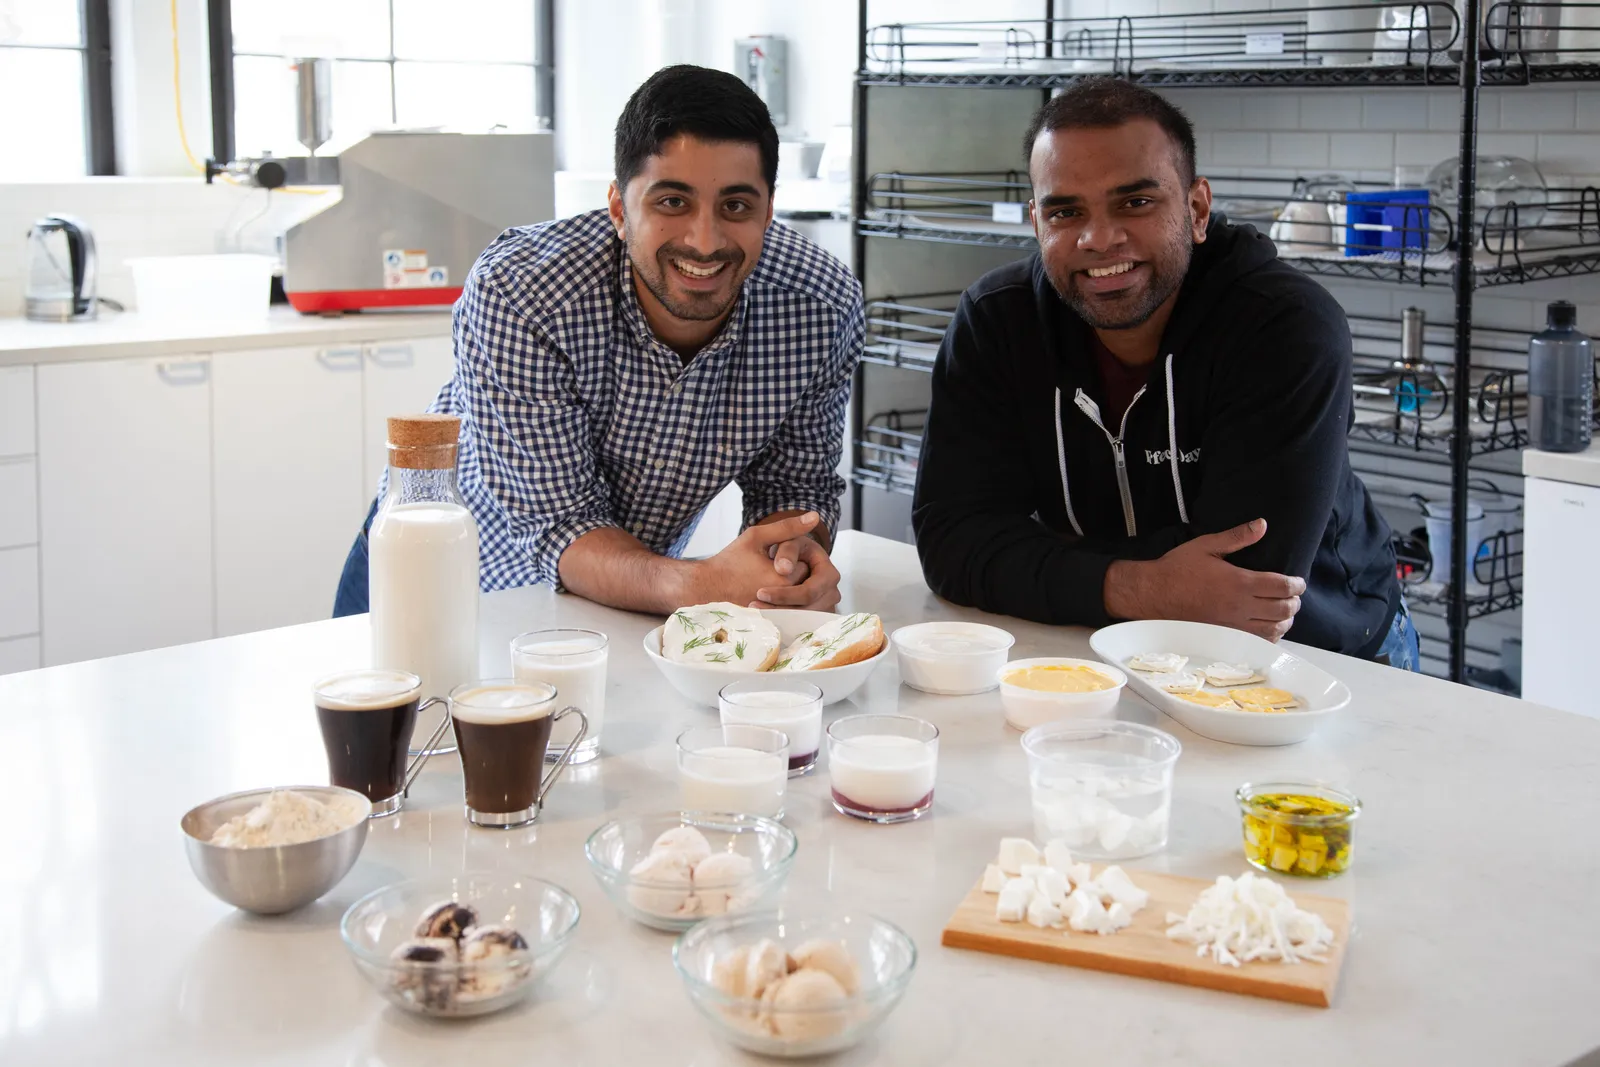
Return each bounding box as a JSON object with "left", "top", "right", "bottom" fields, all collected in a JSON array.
[{"left": 850, "top": 0, "right": 1600, "bottom": 685}]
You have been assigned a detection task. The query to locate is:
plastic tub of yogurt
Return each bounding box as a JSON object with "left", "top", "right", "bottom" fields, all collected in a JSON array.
[{"left": 890, "top": 621, "right": 1015, "bottom": 695}]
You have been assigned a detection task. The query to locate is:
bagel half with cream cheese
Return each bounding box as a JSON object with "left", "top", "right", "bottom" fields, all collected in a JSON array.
[
  {"left": 772, "top": 612, "right": 885, "bottom": 672},
  {"left": 661, "top": 603, "right": 781, "bottom": 671}
]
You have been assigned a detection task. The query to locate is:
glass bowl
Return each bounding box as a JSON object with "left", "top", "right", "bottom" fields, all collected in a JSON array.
[
  {"left": 1236, "top": 781, "right": 1361, "bottom": 878},
  {"left": 584, "top": 812, "right": 798, "bottom": 932},
  {"left": 672, "top": 909, "right": 917, "bottom": 1059},
  {"left": 1021, "top": 720, "right": 1181, "bottom": 860},
  {"left": 339, "top": 873, "right": 580, "bottom": 1018}
]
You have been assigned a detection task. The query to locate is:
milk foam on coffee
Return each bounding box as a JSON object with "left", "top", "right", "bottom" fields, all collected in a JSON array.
[
  {"left": 450, "top": 685, "right": 554, "bottom": 723},
  {"left": 316, "top": 669, "right": 420, "bottom": 710}
]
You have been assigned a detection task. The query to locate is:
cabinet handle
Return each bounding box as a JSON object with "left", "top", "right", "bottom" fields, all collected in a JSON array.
[
  {"left": 317, "top": 346, "right": 364, "bottom": 372},
  {"left": 156, "top": 360, "right": 209, "bottom": 386},
  {"left": 367, "top": 343, "right": 415, "bottom": 369}
]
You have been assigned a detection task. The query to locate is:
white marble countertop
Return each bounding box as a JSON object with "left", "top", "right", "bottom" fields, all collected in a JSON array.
[
  {"left": 0, "top": 306, "right": 452, "bottom": 367},
  {"left": 2, "top": 532, "right": 1597, "bottom": 1066},
  {"left": 1524, "top": 442, "right": 1600, "bottom": 488}
]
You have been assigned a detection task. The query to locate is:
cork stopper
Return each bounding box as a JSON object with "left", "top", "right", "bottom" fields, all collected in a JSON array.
[{"left": 387, "top": 414, "right": 460, "bottom": 470}]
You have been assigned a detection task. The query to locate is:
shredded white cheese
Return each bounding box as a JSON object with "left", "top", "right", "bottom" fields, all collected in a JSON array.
[
  {"left": 209, "top": 789, "right": 359, "bottom": 848},
  {"left": 1165, "top": 872, "right": 1336, "bottom": 967}
]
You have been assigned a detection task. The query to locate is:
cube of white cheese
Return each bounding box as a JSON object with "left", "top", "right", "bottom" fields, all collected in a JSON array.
[
  {"left": 1104, "top": 901, "right": 1134, "bottom": 933},
  {"left": 995, "top": 877, "right": 1033, "bottom": 922},
  {"left": 1097, "top": 810, "right": 1134, "bottom": 853},
  {"left": 997, "top": 837, "right": 1040, "bottom": 875},
  {"left": 1065, "top": 887, "right": 1108, "bottom": 933},
  {"left": 1095, "top": 865, "right": 1150, "bottom": 912},
  {"left": 1042, "top": 839, "right": 1075, "bottom": 878},
  {"left": 1020, "top": 864, "right": 1070, "bottom": 907},
  {"left": 981, "top": 863, "right": 1008, "bottom": 894},
  {"left": 1026, "top": 893, "right": 1064, "bottom": 929},
  {"left": 1069, "top": 862, "right": 1094, "bottom": 890}
]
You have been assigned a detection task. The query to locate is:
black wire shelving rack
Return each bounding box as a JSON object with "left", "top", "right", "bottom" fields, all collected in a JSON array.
[{"left": 850, "top": 3, "right": 1600, "bottom": 685}]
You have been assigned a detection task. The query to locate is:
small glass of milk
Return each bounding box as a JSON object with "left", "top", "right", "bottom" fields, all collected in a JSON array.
[
  {"left": 718, "top": 678, "right": 825, "bottom": 777},
  {"left": 826, "top": 714, "right": 939, "bottom": 823},
  {"left": 676, "top": 724, "right": 790, "bottom": 820},
  {"left": 510, "top": 629, "right": 608, "bottom": 765}
]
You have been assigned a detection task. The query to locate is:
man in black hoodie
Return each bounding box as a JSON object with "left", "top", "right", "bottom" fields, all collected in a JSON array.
[{"left": 913, "top": 79, "right": 1416, "bottom": 666}]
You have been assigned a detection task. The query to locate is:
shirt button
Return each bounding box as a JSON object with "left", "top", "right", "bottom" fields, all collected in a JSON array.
[
  {"left": 631, "top": 522, "right": 644, "bottom": 534},
  {"left": 654, "top": 458, "right": 667, "bottom": 470},
  {"left": 668, "top": 383, "right": 682, "bottom": 395}
]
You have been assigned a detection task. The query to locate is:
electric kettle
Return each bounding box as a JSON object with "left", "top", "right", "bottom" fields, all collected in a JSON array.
[{"left": 24, "top": 215, "right": 98, "bottom": 322}]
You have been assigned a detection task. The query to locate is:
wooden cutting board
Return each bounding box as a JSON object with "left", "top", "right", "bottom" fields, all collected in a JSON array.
[{"left": 941, "top": 866, "right": 1351, "bottom": 1007}]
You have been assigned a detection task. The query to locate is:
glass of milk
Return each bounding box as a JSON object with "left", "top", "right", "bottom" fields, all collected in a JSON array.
[
  {"left": 510, "top": 629, "right": 608, "bottom": 765},
  {"left": 718, "top": 678, "right": 824, "bottom": 777},
  {"left": 676, "top": 725, "right": 789, "bottom": 820},
  {"left": 827, "top": 714, "right": 939, "bottom": 823}
]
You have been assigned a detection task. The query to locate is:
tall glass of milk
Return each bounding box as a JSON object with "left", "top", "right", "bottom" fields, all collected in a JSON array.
[
  {"left": 369, "top": 414, "right": 480, "bottom": 756},
  {"left": 510, "top": 629, "right": 608, "bottom": 764}
]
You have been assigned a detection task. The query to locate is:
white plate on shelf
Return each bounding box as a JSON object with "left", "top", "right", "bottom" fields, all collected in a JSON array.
[
  {"left": 643, "top": 609, "right": 887, "bottom": 708},
  {"left": 1088, "top": 620, "right": 1351, "bottom": 746}
]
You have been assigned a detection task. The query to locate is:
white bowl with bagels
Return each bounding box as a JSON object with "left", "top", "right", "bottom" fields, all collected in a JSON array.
[
  {"left": 998, "top": 657, "right": 1127, "bottom": 731},
  {"left": 644, "top": 604, "right": 888, "bottom": 708},
  {"left": 1088, "top": 620, "right": 1351, "bottom": 746}
]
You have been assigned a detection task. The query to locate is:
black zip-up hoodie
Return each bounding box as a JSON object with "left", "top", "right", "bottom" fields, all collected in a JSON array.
[{"left": 912, "top": 216, "right": 1400, "bottom": 658}]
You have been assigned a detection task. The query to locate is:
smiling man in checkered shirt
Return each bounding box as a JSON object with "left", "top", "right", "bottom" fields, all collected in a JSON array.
[{"left": 332, "top": 65, "right": 863, "bottom": 618}]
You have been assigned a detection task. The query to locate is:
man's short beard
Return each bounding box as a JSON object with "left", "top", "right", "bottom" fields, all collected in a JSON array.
[
  {"left": 626, "top": 227, "right": 744, "bottom": 323},
  {"left": 1049, "top": 209, "right": 1196, "bottom": 331}
]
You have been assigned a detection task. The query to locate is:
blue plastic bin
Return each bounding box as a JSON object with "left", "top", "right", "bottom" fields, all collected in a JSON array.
[{"left": 1343, "top": 189, "right": 1431, "bottom": 256}]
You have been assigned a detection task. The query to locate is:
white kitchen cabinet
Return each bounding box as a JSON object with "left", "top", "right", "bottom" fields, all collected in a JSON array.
[
  {"left": 0, "top": 635, "right": 40, "bottom": 674},
  {"left": 213, "top": 345, "right": 369, "bottom": 637},
  {"left": 362, "top": 337, "right": 455, "bottom": 494},
  {"left": 0, "top": 457, "right": 37, "bottom": 549},
  {"left": 0, "top": 545, "right": 39, "bottom": 639},
  {"left": 0, "top": 365, "right": 33, "bottom": 457},
  {"left": 1523, "top": 475, "right": 1600, "bottom": 717},
  {"left": 37, "top": 357, "right": 214, "bottom": 664}
]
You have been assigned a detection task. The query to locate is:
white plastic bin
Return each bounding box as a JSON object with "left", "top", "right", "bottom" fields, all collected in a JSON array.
[{"left": 127, "top": 254, "right": 275, "bottom": 320}]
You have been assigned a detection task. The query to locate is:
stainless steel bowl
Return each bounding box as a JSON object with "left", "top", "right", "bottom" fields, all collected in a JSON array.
[{"left": 181, "top": 785, "right": 371, "bottom": 914}]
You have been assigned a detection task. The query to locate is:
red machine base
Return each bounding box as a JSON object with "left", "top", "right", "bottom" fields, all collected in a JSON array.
[{"left": 287, "top": 287, "right": 463, "bottom": 313}]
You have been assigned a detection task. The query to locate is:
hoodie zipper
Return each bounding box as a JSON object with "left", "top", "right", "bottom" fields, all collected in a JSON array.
[{"left": 1074, "top": 385, "right": 1147, "bottom": 537}]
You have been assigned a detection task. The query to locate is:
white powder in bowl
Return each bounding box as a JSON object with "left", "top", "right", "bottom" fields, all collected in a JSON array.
[{"left": 209, "top": 789, "right": 362, "bottom": 848}]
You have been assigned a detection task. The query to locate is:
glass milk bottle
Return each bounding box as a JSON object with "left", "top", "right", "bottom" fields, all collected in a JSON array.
[{"left": 369, "top": 414, "right": 480, "bottom": 755}]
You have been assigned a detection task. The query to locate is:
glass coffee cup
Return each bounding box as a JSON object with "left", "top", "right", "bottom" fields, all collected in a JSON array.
[
  {"left": 314, "top": 669, "right": 452, "bottom": 817},
  {"left": 449, "top": 679, "right": 588, "bottom": 829}
]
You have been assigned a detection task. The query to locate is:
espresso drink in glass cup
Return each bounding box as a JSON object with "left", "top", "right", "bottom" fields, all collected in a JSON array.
[
  {"left": 450, "top": 679, "right": 588, "bottom": 829},
  {"left": 314, "top": 669, "right": 451, "bottom": 817},
  {"left": 510, "top": 629, "right": 608, "bottom": 765}
]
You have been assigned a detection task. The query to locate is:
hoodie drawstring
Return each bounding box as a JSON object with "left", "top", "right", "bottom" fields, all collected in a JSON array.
[
  {"left": 1054, "top": 388, "right": 1085, "bottom": 537},
  {"left": 1164, "top": 352, "right": 1190, "bottom": 524}
]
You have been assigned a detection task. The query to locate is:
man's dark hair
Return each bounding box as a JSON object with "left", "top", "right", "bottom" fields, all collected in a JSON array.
[
  {"left": 1023, "top": 78, "right": 1197, "bottom": 186},
  {"left": 614, "top": 64, "right": 780, "bottom": 194}
]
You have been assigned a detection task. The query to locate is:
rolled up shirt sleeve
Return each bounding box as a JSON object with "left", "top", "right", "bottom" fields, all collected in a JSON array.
[
  {"left": 454, "top": 266, "right": 619, "bottom": 585},
  {"left": 736, "top": 295, "right": 863, "bottom": 535}
]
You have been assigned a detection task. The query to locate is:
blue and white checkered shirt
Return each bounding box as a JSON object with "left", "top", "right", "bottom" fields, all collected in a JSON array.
[{"left": 428, "top": 209, "right": 864, "bottom": 592}]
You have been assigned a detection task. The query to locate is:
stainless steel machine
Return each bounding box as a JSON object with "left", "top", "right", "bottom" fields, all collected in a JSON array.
[{"left": 207, "top": 59, "right": 554, "bottom": 314}]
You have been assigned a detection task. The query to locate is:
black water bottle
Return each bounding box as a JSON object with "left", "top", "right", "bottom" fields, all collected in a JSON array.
[{"left": 1528, "top": 301, "right": 1593, "bottom": 453}]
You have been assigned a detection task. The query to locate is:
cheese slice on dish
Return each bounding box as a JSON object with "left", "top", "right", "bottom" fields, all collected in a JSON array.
[
  {"left": 1126, "top": 652, "right": 1188, "bottom": 673},
  {"left": 1229, "top": 686, "right": 1299, "bottom": 709},
  {"left": 1199, "top": 662, "right": 1266, "bottom": 686},
  {"left": 1144, "top": 670, "right": 1203, "bottom": 694},
  {"left": 1174, "top": 690, "right": 1240, "bottom": 709}
]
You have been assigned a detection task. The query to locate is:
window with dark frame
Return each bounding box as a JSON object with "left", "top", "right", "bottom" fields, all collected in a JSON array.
[
  {"left": 214, "top": 0, "right": 553, "bottom": 166},
  {"left": 0, "top": 0, "right": 115, "bottom": 178}
]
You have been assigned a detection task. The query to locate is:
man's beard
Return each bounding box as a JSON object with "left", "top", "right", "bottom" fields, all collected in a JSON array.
[
  {"left": 629, "top": 237, "right": 745, "bottom": 323},
  {"left": 1048, "top": 210, "right": 1195, "bottom": 331}
]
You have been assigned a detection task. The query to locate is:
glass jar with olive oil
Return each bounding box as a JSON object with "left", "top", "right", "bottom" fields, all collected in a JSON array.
[{"left": 1235, "top": 782, "right": 1361, "bottom": 878}]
